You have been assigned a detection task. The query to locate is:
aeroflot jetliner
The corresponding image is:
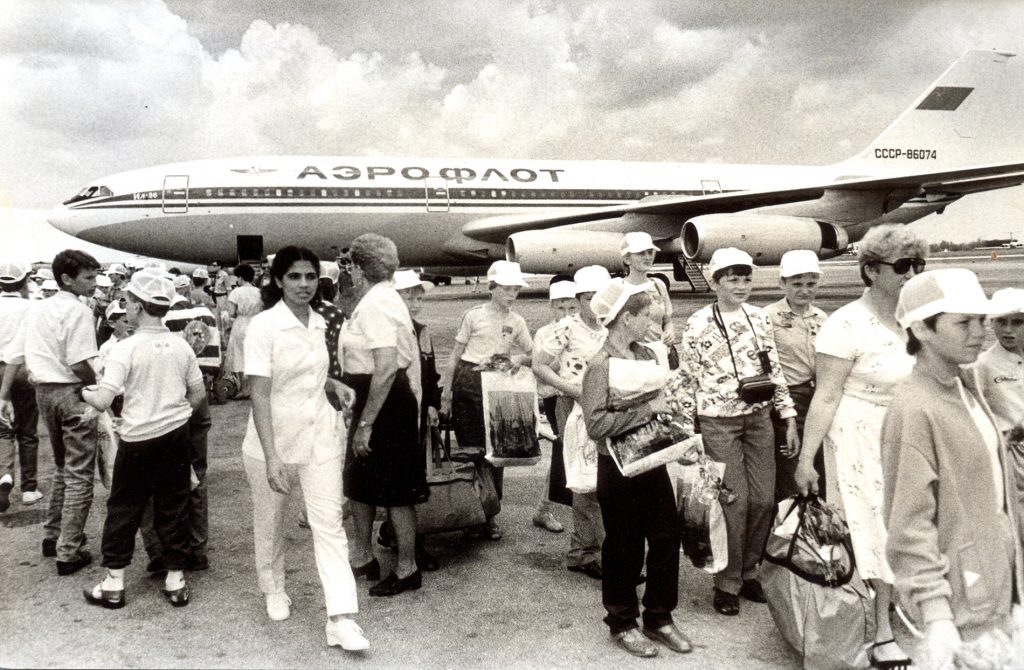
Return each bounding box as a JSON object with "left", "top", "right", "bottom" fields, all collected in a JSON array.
[{"left": 50, "top": 49, "right": 1024, "bottom": 278}]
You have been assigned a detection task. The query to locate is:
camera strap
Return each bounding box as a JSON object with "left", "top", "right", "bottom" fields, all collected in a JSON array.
[{"left": 712, "top": 302, "right": 771, "bottom": 378}]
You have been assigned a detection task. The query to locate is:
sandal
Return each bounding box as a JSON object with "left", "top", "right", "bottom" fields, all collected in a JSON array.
[
  {"left": 162, "top": 582, "right": 190, "bottom": 608},
  {"left": 869, "top": 639, "right": 912, "bottom": 670}
]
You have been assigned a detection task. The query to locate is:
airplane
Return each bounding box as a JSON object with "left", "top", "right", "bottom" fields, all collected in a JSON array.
[{"left": 48, "top": 49, "right": 1024, "bottom": 287}]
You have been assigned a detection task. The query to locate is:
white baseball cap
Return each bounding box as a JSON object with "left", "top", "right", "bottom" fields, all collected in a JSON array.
[
  {"left": 320, "top": 262, "right": 341, "bottom": 283},
  {"left": 105, "top": 301, "right": 126, "bottom": 319},
  {"left": 708, "top": 247, "right": 754, "bottom": 277},
  {"left": 40, "top": 279, "right": 59, "bottom": 291},
  {"left": 105, "top": 263, "right": 127, "bottom": 277},
  {"left": 0, "top": 260, "right": 30, "bottom": 282},
  {"left": 895, "top": 268, "right": 997, "bottom": 329},
  {"left": 591, "top": 279, "right": 652, "bottom": 326},
  {"left": 127, "top": 272, "right": 176, "bottom": 306},
  {"left": 192, "top": 267, "right": 209, "bottom": 279},
  {"left": 780, "top": 250, "right": 821, "bottom": 278},
  {"left": 988, "top": 288, "right": 1024, "bottom": 317},
  {"left": 95, "top": 274, "right": 112, "bottom": 288},
  {"left": 573, "top": 265, "right": 612, "bottom": 295},
  {"left": 171, "top": 293, "right": 189, "bottom": 307},
  {"left": 393, "top": 269, "right": 433, "bottom": 292},
  {"left": 487, "top": 260, "right": 528, "bottom": 287},
  {"left": 173, "top": 274, "right": 191, "bottom": 289},
  {"left": 34, "top": 268, "right": 54, "bottom": 281},
  {"left": 620, "top": 231, "right": 659, "bottom": 256},
  {"left": 548, "top": 280, "right": 576, "bottom": 301}
]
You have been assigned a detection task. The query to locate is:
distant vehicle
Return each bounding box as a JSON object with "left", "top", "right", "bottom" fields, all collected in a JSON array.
[
  {"left": 1001, "top": 242, "right": 1023, "bottom": 248},
  {"left": 49, "top": 50, "right": 1024, "bottom": 276}
]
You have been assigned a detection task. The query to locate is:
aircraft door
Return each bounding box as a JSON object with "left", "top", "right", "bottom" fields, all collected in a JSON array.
[
  {"left": 162, "top": 175, "right": 189, "bottom": 213},
  {"left": 424, "top": 177, "right": 449, "bottom": 212},
  {"left": 701, "top": 180, "right": 722, "bottom": 195}
]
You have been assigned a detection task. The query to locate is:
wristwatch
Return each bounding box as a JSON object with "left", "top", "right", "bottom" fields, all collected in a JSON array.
[{"left": 358, "top": 419, "right": 372, "bottom": 429}]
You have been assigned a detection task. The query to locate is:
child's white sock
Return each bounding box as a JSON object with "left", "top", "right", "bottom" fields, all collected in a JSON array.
[
  {"left": 102, "top": 568, "right": 125, "bottom": 591},
  {"left": 165, "top": 569, "right": 185, "bottom": 591}
]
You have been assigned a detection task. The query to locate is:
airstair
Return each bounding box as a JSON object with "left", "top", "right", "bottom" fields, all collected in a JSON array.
[{"left": 672, "top": 257, "right": 711, "bottom": 293}]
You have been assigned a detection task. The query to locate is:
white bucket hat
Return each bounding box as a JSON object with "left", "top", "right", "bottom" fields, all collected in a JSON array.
[
  {"left": 127, "top": 272, "right": 175, "bottom": 306},
  {"left": 573, "top": 265, "right": 612, "bottom": 294},
  {"left": 393, "top": 269, "right": 433, "bottom": 292},
  {"left": 989, "top": 288, "right": 1024, "bottom": 316},
  {"left": 620, "top": 231, "right": 659, "bottom": 256},
  {"left": 779, "top": 250, "right": 821, "bottom": 278},
  {"left": 487, "top": 260, "right": 528, "bottom": 287},
  {"left": 591, "top": 280, "right": 651, "bottom": 326},
  {"left": 320, "top": 262, "right": 341, "bottom": 284},
  {"left": 548, "top": 280, "right": 576, "bottom": 301},
  {"left": 0, "top": 260, "right": 30, "bottom": 283},
  {"left": 895, "top": 268, "right": 997, "bottom": 329},
  {"left": 708, "top": 247, "right": 754, "bottom": 277}
]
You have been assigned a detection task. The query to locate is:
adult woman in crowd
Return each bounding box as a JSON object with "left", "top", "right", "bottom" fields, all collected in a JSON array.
[
  {"left": 882, "top": 269, "right": 1023, "bottom": 669},
  {"left": 340, "top": 234, "right": 427, "bottom": 596},
  {"left": 580, "top": 281, "right": 692, "bottom": 659},
  {"left": 795, "top": 223, "right": 928, "bottom": 669},
  {"left": 440, "top": 260, "right": 533, "bottom": 540},
  {"left": 618, "top": 232, "right": 675, "bottom": 348},
  {"left": 226, "top": 263, "right": 262, "bottom": 399},
  {"left": 242, "top": 246, "right": 368, "bottom": 651}
]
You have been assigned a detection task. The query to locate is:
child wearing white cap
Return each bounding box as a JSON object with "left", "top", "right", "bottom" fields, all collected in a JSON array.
[
  {"left": 528, "top": 277, "right": 579, "bottom": 535},
  {"left": 440, "top": 260, "right": 533, "bottom": 540},
  {"left": 0, "top": 259, "right": 42, "bottom": 509},
  {"left": 534, "top": 266, "right": 615, "bottom": 578},
  {"left": 763, "top": 250, "right": 828, "bottom": 501},
  {"left": 881, "top": 268, "right": 1023, "bottom": 668},
  {"left": 95, "top": 300, "right": 131, "bottom": 373},
  {"left": 189, "top": 268, "right": 216, "bottom": 312},
  {"left": 681, "top": 247, "right": 798, "bottom": 616},
  {"left": 973, "top": 287, "right": 1024, "bottom": 558},
  {"left": 578, "top": 279, "right": 692, "bottom": 658},
  {"left": 80, "top": 271, "right": 206, "bottom": 609}
]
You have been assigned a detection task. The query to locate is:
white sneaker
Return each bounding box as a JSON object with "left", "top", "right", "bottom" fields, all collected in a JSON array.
[
  {"left": 326, "top": 618, "right": 369, "bottom": 651},
  {"left": 22, "top": 490, "right": 44, "bottom": 505},
  {"left": 265, "top": 592, "right": 291, "bottom": 621}
]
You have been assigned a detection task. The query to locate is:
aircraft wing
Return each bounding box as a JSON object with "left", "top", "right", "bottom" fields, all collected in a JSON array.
[{"left": 460, "top": 161, "right": 1024, "bottom": 243}]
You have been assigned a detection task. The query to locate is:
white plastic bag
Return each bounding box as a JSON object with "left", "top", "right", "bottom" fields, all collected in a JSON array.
[{"left": 562, "top": 402, "right": 597, "bottom": 494}]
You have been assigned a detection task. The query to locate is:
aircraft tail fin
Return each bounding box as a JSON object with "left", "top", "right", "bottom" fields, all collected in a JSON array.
[{"left": 850, "top": 49, "right": 1019, "bottom": 171}]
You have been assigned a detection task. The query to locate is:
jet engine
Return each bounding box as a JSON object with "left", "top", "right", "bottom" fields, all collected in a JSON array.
[
  {"left": 506, "top": 230, "right": 626, "bottom": 274},
  {"left": 681, "top": 214, "right": 849, "bottom": 265}
]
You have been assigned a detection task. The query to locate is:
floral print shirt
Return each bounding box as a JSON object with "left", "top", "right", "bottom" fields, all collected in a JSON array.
[{"left": 682, "top": 302, "right": 796, "bottom": 419}]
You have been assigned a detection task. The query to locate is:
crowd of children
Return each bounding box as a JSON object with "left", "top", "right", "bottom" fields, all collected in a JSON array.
[{"left": 1, "top": 228, "right": 1022, "bottom": 666}]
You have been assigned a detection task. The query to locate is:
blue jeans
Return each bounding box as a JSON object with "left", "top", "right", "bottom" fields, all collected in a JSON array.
[
  {"left": 0, "top": 367, "right": 39, "bottom": 492},
  {"left": 36, "top": 383, "right": 98, "bottom": 561}
]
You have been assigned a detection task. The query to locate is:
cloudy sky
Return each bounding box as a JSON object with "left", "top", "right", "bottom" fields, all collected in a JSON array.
[{"left": 2, "top": 0, "right": 1023, "bottom": 249}]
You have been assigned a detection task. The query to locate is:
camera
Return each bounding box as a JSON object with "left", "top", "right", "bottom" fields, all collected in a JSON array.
[{"left": 736, "top": 350, "right": 775, "bottom": 404}]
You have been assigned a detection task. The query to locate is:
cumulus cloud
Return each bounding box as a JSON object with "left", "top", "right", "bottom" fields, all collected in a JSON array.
[{"left": 0, "top": 0, "right": 1022, "bottom": 247}]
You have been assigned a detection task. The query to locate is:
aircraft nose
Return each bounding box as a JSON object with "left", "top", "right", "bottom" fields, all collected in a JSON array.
[{"left": 47, "top": 205, "right": 80, "bottom": 236}]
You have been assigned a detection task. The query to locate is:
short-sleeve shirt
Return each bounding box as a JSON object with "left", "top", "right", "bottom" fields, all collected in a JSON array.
[
  {"left": 339, "top": 281, "right": 417, "bottom": 375},
  {"left": 0, "top": 292, "right": 32, "bottom": 363},
  {"left": 99, "top": 326, "right": 203, "bottom": 442},
  {"left": 242, "top": 300, "right": 337, "bottom": 465},
  {"left": 815, "top": 298, "right": 914, "bottom": 405},
  {"left": 540, "top": 314, "right": 608, "bottom": 388},
  {"left": 974, "top": 343, "right": 1024, "bottom": 433},
  {"left": 6, "top": 291, "right": 97, "bottom": 382},
  {"left": 455, "top": 303, "right": 532, "bottom": 364},
  {"left": 763, "top": 298, "right": 828, "bottom": 386},
  {"left": 227, "top": 284, "right": 262, "bottom": 316},
  {"left": 532, "top": 322, "right": 559, "bottom": 399}
]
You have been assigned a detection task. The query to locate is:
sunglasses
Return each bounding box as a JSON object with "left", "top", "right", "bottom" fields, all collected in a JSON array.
[{"left": 875, "top": 257, "right": 926, "bottom": 275}]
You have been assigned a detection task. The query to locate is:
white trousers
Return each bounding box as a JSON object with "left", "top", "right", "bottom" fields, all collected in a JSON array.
[{"left": 244, "top": 454, "right": 358, "bottom": 616}]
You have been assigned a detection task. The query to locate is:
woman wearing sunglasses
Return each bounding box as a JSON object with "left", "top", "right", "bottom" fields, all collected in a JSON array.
[{"left": 795, "top": 223, "right": 927, "bottom": 670}]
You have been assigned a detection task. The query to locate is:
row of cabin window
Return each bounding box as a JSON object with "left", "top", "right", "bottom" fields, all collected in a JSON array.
[{"left": 195, "top": 187, "right": 688, "bottom": 200}]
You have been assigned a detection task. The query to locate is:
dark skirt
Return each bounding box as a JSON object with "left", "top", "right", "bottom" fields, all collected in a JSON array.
[
  {"left": 451, "top": 359, "right": 504, "bottom": 501},
  {"left": 342, "top": 368, "right": 428, "bottom": 507}
]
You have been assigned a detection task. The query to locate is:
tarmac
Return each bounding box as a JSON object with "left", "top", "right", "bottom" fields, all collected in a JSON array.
[{"left": 3, "top": 248, "right": 1021, "bottom": 669}]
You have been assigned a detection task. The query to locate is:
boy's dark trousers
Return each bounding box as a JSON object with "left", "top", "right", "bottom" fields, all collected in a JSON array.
[
  {"left": 101, "top": 422, "right": 191, "bottom": 570},
  {"left": 771, "top": 381, "right": 824, "bottom": 501}
]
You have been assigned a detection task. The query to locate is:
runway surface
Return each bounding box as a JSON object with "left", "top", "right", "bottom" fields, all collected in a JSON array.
[{"left": 3, "top": 251, "right": 1021, "bottom": 669}]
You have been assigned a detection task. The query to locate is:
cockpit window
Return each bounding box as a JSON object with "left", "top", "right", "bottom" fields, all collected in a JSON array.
[{"left": 63, "top": 185, "right": 113, "bottom": 205}]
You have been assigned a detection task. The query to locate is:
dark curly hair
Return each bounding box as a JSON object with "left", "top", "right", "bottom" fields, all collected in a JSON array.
[{"left": 260, "top": 246, "right": 320, "bottom": 309}]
